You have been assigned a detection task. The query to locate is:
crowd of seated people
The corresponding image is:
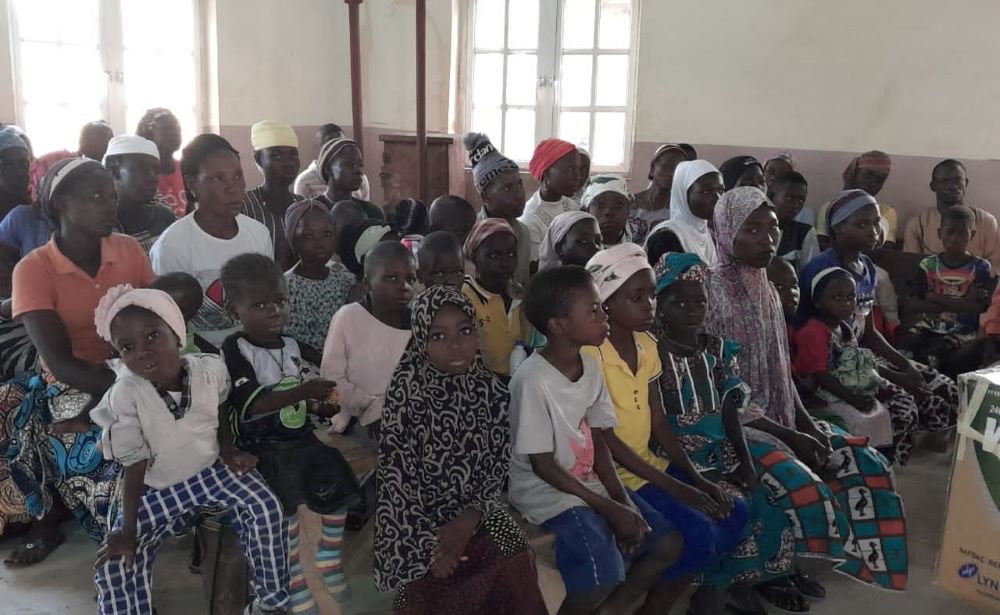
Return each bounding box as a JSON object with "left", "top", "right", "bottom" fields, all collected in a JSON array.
[{"left": 0, "top": 108, "right": 997, "bottom": 615}]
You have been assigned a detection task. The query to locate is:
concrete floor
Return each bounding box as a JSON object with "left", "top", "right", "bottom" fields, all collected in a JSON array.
[{"left": 0, "top": 447, "right": 995, "bottom": 615}]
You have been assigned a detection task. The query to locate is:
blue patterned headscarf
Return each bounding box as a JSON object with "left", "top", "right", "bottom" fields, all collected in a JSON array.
[{"left": 655, "top": 252, "right": 710, "bottom": 295}]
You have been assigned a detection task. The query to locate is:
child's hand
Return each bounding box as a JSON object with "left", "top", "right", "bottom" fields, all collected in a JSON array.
[
  {"left": 221, "top": 448, "right": 258, "bottom": 475},
  {"left": 431, "top": 510, "right": 480, "bottom": 579},
  {"left": 697, "top": 480, "right": 735, "bottom": 519},
  {"left": 788, "top": 432, "right": 831, "bottom": 470},
  {"left": 96, "top": 530, "right": 137, "bottom": 567},
  {"left": 603, "top": 500, "right": 649, "bottom": 552},
  {"left": 673, "top": 481, "right": 722, "bottom": 519},
  {"left": 298, "top": 379, "right": 338, "bottom": 401}
]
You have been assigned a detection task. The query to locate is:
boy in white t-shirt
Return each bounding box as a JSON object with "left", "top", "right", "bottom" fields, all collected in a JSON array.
[{"left": 509, "top": 265, "right": 683, "bottom": 615}]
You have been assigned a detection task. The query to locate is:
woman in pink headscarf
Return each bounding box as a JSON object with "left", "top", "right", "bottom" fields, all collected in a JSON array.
[{"left": 703, "top": 187, "right": 908, "bottom": 612}]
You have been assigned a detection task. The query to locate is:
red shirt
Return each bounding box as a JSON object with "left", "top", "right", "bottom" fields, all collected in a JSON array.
[{"left": 158, "top": 162, "right": 189, "bottom": 218}]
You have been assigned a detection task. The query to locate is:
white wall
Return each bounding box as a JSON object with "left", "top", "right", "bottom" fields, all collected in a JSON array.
[
  {"left": 633, "top": 0, "right": 1000, "bottom": 160},
  {"left": 0, "top": 0, "right": 17, "bottom": 124},
  {"left": 214, "top": 0, "right": 451, "bottom": 132}
]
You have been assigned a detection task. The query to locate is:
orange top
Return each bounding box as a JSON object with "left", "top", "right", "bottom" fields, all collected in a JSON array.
[{"left": 13, "top": 234, "right": 155, "bottom": 364}]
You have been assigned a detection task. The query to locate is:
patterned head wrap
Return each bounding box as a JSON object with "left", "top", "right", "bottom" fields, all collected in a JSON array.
[
  {"left": 375, "top": 284, "right": 511, "bottom": 591},
  {"left": 463, "top": 218, "right": 515, "bottom": 262},
  {"left": 95, "top": 284, "right": 186, "bottom": 347},
  {"left": 580, "top": 174, "right": 631, "bottom": 211},
  {"left": 538, "top": 211, "right": 597, "bottom": 271},
  {"left": 654, "top": 252, "right": 710, "bottom": 296},
  {"left": 318, "top": 137, "right": 360, "bottom": 183},
  {"left": 826, "top": 189, "right": 878, "bottom": 230},
  {"left": 586, "top": 243, "right": 652, "bottom": 302},
  {"left": 528, "top": 139, "right": 576, "bottom": 181},
  {"left": 283, "top": 199, "right": 330, "bottom": 249}
]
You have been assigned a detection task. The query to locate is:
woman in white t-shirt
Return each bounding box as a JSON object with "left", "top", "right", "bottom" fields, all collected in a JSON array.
[
  {"left": 150, "top": 134, "right": 273, "bottom": 347},
  {"left": 518, "top": 139, "right": 582, "bottom": 262}
]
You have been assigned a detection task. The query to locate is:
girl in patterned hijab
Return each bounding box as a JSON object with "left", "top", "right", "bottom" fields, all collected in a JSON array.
[
  {"left": 703, "top": 188, "right": 911, "bottom": 609},
  {"left": 374, "top": 286, "right": 546, "bottom": 614}
]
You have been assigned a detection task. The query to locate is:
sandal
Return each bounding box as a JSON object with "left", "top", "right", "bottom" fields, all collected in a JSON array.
[
  {"left": 790, "top": 573, "right": 826, "bottom": 600},
  {"left": 756, "top": 578, "right": 810, "bottom": 613},
  {"left": 4, "top": 533, "right": 66, "bottom": 567}
]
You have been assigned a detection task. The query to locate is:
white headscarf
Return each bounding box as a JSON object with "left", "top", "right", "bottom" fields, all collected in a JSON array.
[
  {"left": 538, "top": 210, "right": 596, "bottom": 271},
  {"left": 645, "top": 159, "right": 720, "bottom": 266},
  {"left": 586, "top": 243, "right": 652, "bottom": 302}
]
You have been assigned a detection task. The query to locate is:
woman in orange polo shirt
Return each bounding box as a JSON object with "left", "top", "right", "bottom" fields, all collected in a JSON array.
[{"left": 0, "top": 157, "right": 154, "bottom": 565}]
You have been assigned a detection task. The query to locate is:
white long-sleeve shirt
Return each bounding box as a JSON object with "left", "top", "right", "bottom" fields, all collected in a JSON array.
[{"left": 320, "top": 303, "right": 410, "bottom": 428}]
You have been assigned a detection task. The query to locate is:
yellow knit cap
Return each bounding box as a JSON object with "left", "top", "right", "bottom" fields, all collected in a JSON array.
[{"left": 250, "top": 121, "right": 299, "bottom": 151}]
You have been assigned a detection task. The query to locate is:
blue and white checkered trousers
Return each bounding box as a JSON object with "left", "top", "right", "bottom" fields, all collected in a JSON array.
[{"left": 94, "top": 459, "right": 289, "bottom": 614}]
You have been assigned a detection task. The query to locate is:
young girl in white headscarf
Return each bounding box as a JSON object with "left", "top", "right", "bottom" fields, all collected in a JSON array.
[
  {"left": 90, "top": 284, "right": 289, "bottom": 615},
  {"left": 644, "top": 160, "right": 725, "bottom": 267},
  {"left": 537, "top": 210, "right": 601, "bottom": 271}
]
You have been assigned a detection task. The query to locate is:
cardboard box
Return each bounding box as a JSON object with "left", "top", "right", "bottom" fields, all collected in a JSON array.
[{"left": 936, "top": 367, "right": 1000, "bottom": 610}]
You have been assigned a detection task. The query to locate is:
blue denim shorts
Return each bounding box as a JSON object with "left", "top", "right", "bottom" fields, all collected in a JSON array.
[{"left": 541, "top": 488, "right": 675, "bottom": 594}]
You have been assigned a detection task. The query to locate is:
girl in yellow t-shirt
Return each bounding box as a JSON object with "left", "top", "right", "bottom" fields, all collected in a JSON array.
[{"left": 584, "top": 243, "right": 749, "bottom": 612}]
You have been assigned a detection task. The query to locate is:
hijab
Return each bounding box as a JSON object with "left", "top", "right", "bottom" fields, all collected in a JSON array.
[
  {"left": 374, "top": 286, "right": 511, "bottom": 591},
  {"left": 703, "top": 186, "right": 795, "bottom": 427},
  {"left": 645, "top": 160, "right": 720, "bottom": 266}
]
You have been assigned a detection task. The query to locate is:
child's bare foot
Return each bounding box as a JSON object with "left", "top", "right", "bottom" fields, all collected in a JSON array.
[{"left": 50, "top": 412, "right": 93, "bottom": 434}]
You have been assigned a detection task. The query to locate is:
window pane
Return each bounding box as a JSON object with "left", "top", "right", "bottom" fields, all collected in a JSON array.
[
  {"left": 592, "top": 111, "right": 625, "bottom": 166},
  {"left": 123, "top": 0, "right": 194, "bottom": 51},
  {"left": 19, "top": 42, "right": 105, "bottom": 106},
  {"left": 558, "top": 111, "right": 590, "bottom": 151},
  {"left": 504, "top": 108, "right": 536, "bottom": 162},
  {"left": 474, "top": 0, "right": 505, "bottom": 50},
  {"left": 14, "top": 0, "right": 99, "bottom": 43},
  {"left": 57, "top": 0, "right": 101, "bottom": 45},
  {"left": 559, "top": 54, "right": 593, "bottom": 107},
  {"left": 24, "top": 102, "right": 103, "bottom": 155},
  {"left": 123, "top": 50, "right": 197, "bottom": 142},
  {"left": 471, "top": 108, "right": 503, "bottom": 149},
  {"left": 507, "top": 0, "right": 539, "bottom": 49},
  {"left": 595, "top": 55, "right": 628, "bottom": 106},
  {"left": 562, "top": 0, "right": 596, "bottom": 50},
  {"left": 505, "top": 54, "right": 537, "bottom": 106},
  {"left": 598, "top": 0, "right": 632, "bottom": 49},
  {"left": 13, "top": 0, "right": 59, "bottom": 42},
  {"left": 473, "top": 53, "right": 505, "bottom": 108}
]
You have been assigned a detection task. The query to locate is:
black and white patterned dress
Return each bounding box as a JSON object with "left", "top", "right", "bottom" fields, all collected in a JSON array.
[{"left": 374, "top": 286, "right": 545, "bottom": 614}]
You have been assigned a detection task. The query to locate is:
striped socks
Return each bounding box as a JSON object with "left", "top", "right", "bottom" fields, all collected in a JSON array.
[
  {"left": 287, "top": 515, "right": 319, "bottom": 614},
  {"left": 315, "top": 511, "right": 349, "bottom": 603}
]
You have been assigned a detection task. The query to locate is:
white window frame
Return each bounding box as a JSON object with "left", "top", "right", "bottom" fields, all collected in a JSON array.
[
  {"left": 7, "top": 0, "right": 205, "bottom": 149},
  {"left": 462, "top": 0, "right": 640, "bottom": 173}
]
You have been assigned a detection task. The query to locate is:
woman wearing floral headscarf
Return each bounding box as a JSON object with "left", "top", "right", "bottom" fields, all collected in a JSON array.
[
  {"left": 704, "top": 187, "right": 908, "bottom": 611},
  {"left": 375, "top": 285, "right": 546, "bottom": 614}
]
